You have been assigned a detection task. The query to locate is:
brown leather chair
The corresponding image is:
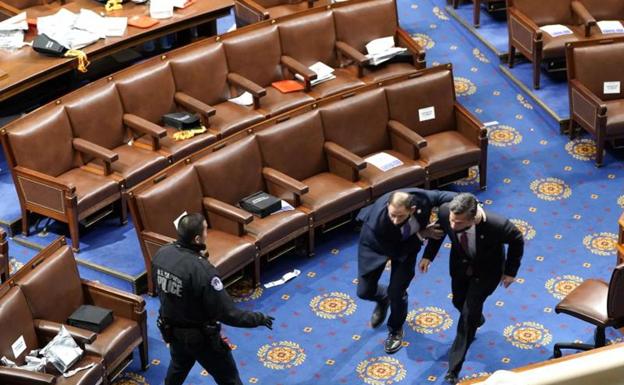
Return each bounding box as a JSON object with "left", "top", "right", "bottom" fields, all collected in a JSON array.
[
  {"left": 0, "top": 104, "right": 123, "bottom": 252},
  {"left": 278, "top": 9, "right": 366, "bottom": 99},
  {"left": 63, "top": 77, "right": 170, "bottom": 189},
  {"left": 0, "top": 229, "right": 7, "bottom": 283},
  {"left": 127, "top": 163, "right": 258, "bottom": 295},
  {"left": 332, "top": 0, "right": 425, "bottom": 83},
  {"left": 168, "top": 41, "right": 265, "bottom": 138},
  {"left": 0, "top": 285, "right": 105, "bottom": 385},
  {"left": 579, "top": 0, "right": 624, "bottom": 28},
  {"left": 565, "top": 37, "right": 624, "bottom": 166},
  {"left": 507, "top": 0, "right": 595, "bottom": 89},
  {"left": 452, "top": 0, "right": 506, "bottom": 27},
  {"left": 319, "top": 88, "right": 427, "bottom": 198},
  {"left": 223, "top": 24, "right": 315, "bottom": 117},
  {"left": 553, "top": 264, "right": 624, "bottom": 357},
  {"left": 255, "top": 110, "right": 370, "bottom": 234},
  {"left": 9, "top": 238, "right": 148, "bottom": 380},
  {"left": 234, "top": 0, "right": 331, "bottom": 27},
  {"left": 113, "top": 58, "right": 218, "bottom": 162},
  {"left": 385, "top": 66, "right": 487, "bottom": 189},
  {"left": 193, "top": 136, "right": 310, "bottom": 259}
]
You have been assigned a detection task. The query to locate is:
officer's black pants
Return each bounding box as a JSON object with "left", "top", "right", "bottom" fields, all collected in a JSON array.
[
  {"left": 165, "top": 327, "right": 242, "bottom": 385},
  {"left": 356, "top": 253, "right": 417, "bottom": 333},
  {"left": 447, "top": 273, "right": 499, "bottom": 375}
]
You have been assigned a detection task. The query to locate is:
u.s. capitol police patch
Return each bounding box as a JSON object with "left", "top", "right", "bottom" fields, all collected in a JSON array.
[{"left": 211, "top": 277, "right": 224, "bottom": 291}]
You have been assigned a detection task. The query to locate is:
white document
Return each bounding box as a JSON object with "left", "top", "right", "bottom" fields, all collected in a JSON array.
[
  {"left": 366, "top": 36, "right": 395, "bottom": 55},
  {"left": 37, "top": 9, "right": 100, "bottom": 49},
  {"left": 0, "top": 12, "right": 28, "bottom": 31},
  {"left": 104, "top": 17, "right": 127, "bottom": 37},
  {"left": 264, "top": 269, "right": 300, "bottom": 288},
  {"left": 173, "top": 211, "right": 187, "bottom": 230},
  {"left": 604, "top": 81, "right": 621, "bottom": 94},
  {"left": 418, "top": 106, "right": 436, "bottom": 121},
  {"left": 11, "top": 336, "right": 26, "bottom": 359},
  {"left": 539, "top": 24, "right": 573, "bottom": 37},
  {"left": 150, "top": 0, "right": 174, "bottom": 19},
  {"left": 74, "top": 9, "right": 106, "bottom": 38},
  {"left": 0, "top": 31, "right": 26, "bottom": 49},
  {"left": 270, "top": 200, "right": 295, "bottom": 215},
  {"left": 597, "top": 20, "right": 624, "bottom": 34},
  {"left": 37, "top": 8, "right": 77, "bottom": 37},
  {"left": 483, "top": 120, "right": 499, "bottom": 127},
  {"left": 365, "top": 152, "right": 403, "bottom": 172},
  {"left": 172, "top": 0, "right": 187, "bottom": 8},
  {"left": 229, "top": 91, "right": 254, "bottom": 106},
  {"left": 295, "top": 61, "right": 336, "bottom": 86}
]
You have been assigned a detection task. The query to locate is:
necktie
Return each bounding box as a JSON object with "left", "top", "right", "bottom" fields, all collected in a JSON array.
[
  {"left": 459, "top": 231, "right": 469, "bottom": 256},
  {"left": 401, "top": 221, "right": 411, "bottom": 240}
]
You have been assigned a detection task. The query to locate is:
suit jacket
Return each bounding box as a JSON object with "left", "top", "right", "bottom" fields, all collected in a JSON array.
[
  {"left": 357, "top": 188, "right": 457, "bottom": 276},
  {"left": 423, "top": 204, "right": 524, "bottom": 279}
]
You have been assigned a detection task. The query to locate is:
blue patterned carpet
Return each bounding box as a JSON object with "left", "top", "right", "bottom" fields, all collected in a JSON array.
[{"left": 3, "top": 1, "right": 624, "bottom": 384}]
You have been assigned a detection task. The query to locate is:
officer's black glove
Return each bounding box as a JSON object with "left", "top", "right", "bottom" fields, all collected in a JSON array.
[{"left": 260, "top": 314, "right": 275, "bottom": 330}]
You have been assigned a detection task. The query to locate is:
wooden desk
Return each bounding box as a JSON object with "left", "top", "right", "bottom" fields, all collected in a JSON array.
[{"left": 0, "top": 0, "right": 232, "bottom": 102}]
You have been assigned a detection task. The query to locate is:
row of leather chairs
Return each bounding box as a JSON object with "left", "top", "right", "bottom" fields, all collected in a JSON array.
[
  {"left": 126, "top": 65, "right": 488, "bottom": 295},
  {"left": 507, "top": 0, "right": 624, "bottom": 89},
  {"left": 0, "top": 0, "right": 424, "bottom": 252},
  {"left": 0, "top": 237, "right": 147, "bottom": 384},
  {"left": 234, "top": 0, "right": 331, "bottom": 27},
  {"left": 0, "top": 229, "right": 7, "bottom": 283}
]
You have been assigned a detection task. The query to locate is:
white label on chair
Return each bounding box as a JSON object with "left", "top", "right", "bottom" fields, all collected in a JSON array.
[
  {"left": 604, "top": 81, "right": 620, "bottom": 95},
  {"left": 11, "top": 335, "right": 26, "bottom": 359},
  {"left": 418, "top": 106, "right": 435, "bottom": 122}
]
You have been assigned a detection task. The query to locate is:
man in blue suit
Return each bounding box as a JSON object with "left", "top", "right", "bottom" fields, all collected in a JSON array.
[{"left": 356, "top": 188, "right": 456, "bottom": 353}]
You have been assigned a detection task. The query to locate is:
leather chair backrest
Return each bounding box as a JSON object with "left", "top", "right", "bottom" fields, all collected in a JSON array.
[
  {"left": 278, "top": 10, "right": 339, "bottom": 67},
  {"left": 320, "top": 88, "right": 389, "bottom": 156},
  {"left": 254, "top": 0, "right": 296, "bottom": 8},
  {"left": 6, "top": 104, "right": 77, "bottom": 177},
  {"left": 115, "top": 60, "right": 177, "bottom": 125},
  {"left": 194, "top": 136, "right": 265, "bottom": 204},
  {"left": 169, "top": 41, "right": 231, "bottom": 106},
  {"left": 256, "top": 110, "right": 327, "bottom": 181},
  {"left": 333, "top": 0, "right": 397, "bottom": 53},
  {"left": 385, "top": 69, "right": 456, "bottom": 137},
  {"left": 512, "top": 0, "right": 573, "bottom": 26},
  {"left": 607, "top": 264, "right": 624, "bottom": 321},
  {"left": 571, "top": 42, "right": 624, "bottom": 101},
  {"left": 17, "top": 245, "right": 84, "bottom": 323},
  {"left": 134, "top": 165, "right": 204, "bottom": 238},
  {"left": 0, "top": 287, "right": 38, "bottom": 365},
  {"left": 579, "top": 0, "right": 624, "bottom": 20},
  {"left": 64, "top": 79, "right": 130, "bottom": 153},
  {"left": 223, "top": 25, "right": 284, "bottom": 87}
]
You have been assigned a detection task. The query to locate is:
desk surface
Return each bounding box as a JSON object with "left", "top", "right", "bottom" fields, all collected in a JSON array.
[{"left": 0, "top": 0, "right": 232, "bottom": 102}]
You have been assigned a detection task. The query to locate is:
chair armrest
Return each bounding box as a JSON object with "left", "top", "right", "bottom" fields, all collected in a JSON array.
[
  {"left": 82, "top": 279, "right": 146, "bottom": 322},
  {"left": 281, "top": 55, "right": 317, "bottom": 91},
  {"left": 0, "top": 367, "right": 55, "bottom": 385},
  {"left": 454, "top": 102, "right": 487, "bottom": 145},
  {"left": 13, "top": 165, "right": 76, "bottom": 193},
  {"left": 395, "top": 28, "right": 426, "bottom": 69},
  {"left": 571, "top": 1, "right": 596, "bottom": 37},
  {"left": 203, "top": 197, "right": 252, "bottom": 236},
  {"left": 142, "top": 230, "right": 176, "bottom": 245},
  {"left": 388, "top": 120, "right": 427, "bottom": 148},
  {"left": 123, "top": 114, "right": 167, "bottom": 151},
  {"left": 235, "top": 0, "right": 269, "bottom": 21},
  {"left": 262, "top": 167, "right": 309, "bottom": 195},
  {"left": 73, "top": 138, "right": 118, "bottom": 175},
  {"left": 569, "top": 79, "right": 608, "bottom": 131},
  {"left": 174, "top": 92, "right": 216, "bottom": 126},
  {"left": 569, "top": 79, "right": 607, "bottom": 115},
  {"left": 34, "top": 319, "right": 97, "bottom": 345},
  {"left": 336, "top": 41, "right": 367, "bottom": 77},
  {"left": 227, "top": 73, "right": 266, "bottom": 109},
  {"left": 324, "top": 142, "right": 367, "bottom": 170},
  {"left": 508, "top": 7, "right": 542, "bottom": 42}
]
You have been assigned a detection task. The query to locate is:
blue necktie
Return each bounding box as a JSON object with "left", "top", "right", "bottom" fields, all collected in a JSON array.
[{"left": 401, "top": 221, "right": 411, "bottom": 240}]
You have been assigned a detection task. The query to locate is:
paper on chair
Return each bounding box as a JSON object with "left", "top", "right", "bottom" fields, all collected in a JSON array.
[
  {"left": 229, "top": 91, "right": 254, "bottom": 106},
  {"left": 597, "top": 20, "right": 624, "bottom": 34},
  {"left": 295, "top": 61, "right": 336, "bottom": 86},
  {"left": 264, "top": 269, "right": 300, "bottom": 288},
  {"left": 365, "top": 152, "right": 403, "bottom": 172},
  {"left": 270, "top": 200, "right": 295, "bottom": 216},
  {"left": 366, "top": 36, "right": 395, "bottom": 55},
  {"left": 604, "top": 81, "right": 621, "bottom": 94},
  {"left": 173, "top": 211, "right": 187, "bottom": 230},
  {"left": 539, "top": 24, "right": 573, "bottom": 37}
]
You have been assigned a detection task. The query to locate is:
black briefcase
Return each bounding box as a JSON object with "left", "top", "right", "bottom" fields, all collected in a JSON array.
[
  {"left": 239, "top": 191, "right": 281, "bottom": 218},
  {"left": 67, "top": 305, "right": 113, "bottom": 333},
  {"left": 162, "top": 112, "right": 200, "bottom": 130}
]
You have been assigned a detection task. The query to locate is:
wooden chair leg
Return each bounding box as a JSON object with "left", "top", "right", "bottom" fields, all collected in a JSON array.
[
  {"left": 21, "top": 209, "right": 29, "bottom": 236},
  {"left": 508, "top": 46, "right": 516, "bottom": 68},
  {"left": 596, "top": 137, "right": 605, "bottom": 167},
  {"left": 139, "top": 340, "right": 149, "bottom": 370},
  {"left": 307, "top": 223, "right": 315, "bottom": 257},
  {"left": 533, "top": 59, "right": 541, "bottom": 89},
  {"left": 474, "top": 0, "right": 481, "bottom": 27}
]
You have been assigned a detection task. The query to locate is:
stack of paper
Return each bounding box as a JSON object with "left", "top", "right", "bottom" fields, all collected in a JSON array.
[
  {"left": 229, "top": 91, "right": 254, "bottom": 106},
  {"left": 0, "top": 12, "right": 29, "bottom": 50},
  {"left": 539, "top": 24, "right": 573, "bottom": 37},
  {"left": 365, "top": 36, "right": 407, "bottom": 66},
  {"left": 365, "top": 152, "right": 403, "bottom": 171},
  {"left": 597, "top": 20, "right": 624, "bottom": 34},
  {"left": 295, "top": 61, "right": 336, "bottom": 86}
]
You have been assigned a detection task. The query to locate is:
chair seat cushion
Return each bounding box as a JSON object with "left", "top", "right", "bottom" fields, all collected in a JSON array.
[
  {"left": 259, "top": 87, "right": 315, "bottom": 118},
  {"left": 85, "top": 316, "right": 141, "bottom": 370},
  {"left": 55, "top": 354, "right": 104, "bottom": 385},
  {"left": 301, "top": 172, "right": 368, "bottom": 222},
  {"left": 308, "top": 69, "right": 366, "bottom": 99},
  {"left": 419, "top": 131, "right": 481, "bottom": 176},
  {"left": 542, "top": 25, "right": 585, "bottom": 59},
  {"left": 137, "top": 127, "right": 217, "bottom": 163},
  {"left": 359, "top": 150, "right": 426, "bottom": 198},
  {"left": 206, "top": 230, "right": 256, "bottom": 277},
  {"left": 90, "top": 145, "right": 168, "bottom": 188},
  {"left": 212, "top": 102, "right": 265, "bottom": 138},
  {"left": 246, "top": 209, "right": 308, "bottom": 251},
  {"left": 556, "top": 279, "right": 609, "bottom": 326},
  {"left": 56, "top": 169, "right": 119, "bottom": 213},
  {"left": 605, "top": 99, "right": 624, "bottom": 136}
]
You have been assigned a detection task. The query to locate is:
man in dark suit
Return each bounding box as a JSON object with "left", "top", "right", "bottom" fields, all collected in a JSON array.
[
  {"left": 357, "top": 188, "right": 456, "bottom": 354},
  {"left": 419, "top": 193, "right": 524, "bottom": 384}
]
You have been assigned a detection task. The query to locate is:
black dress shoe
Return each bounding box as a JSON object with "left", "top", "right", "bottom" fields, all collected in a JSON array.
[
  {"left": 370, "top": 298, "right": 390, "bottom": 328},
  {"left": 384, "top": 329, "right": 403, "bottom": 354},
  {"left": 444, "top": 371, "right": 458, "bottom": 384},
  {"left": 478, "top": 314, "right": 486, "bottom": 328}
]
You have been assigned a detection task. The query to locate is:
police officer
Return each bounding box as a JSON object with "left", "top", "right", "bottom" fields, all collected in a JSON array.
[{"left": 153, "top": 213, "right": 275, "bottom": 385}]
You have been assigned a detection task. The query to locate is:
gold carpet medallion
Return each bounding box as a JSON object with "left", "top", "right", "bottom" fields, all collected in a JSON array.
[
  {"left": 530, "top": 178, "right": 572, "bottom": 201},
  {"left": 472, "top": 48, "right": 490, "bottom": 63},
  {"left": 433, "top": 7, "right": 449, "bottom": 20},
  {"left": 583, "top": 232, "right": 617, "bottom": 256},
  {"left": 516, "top": 94, "right": 533, "bottom": 109},
  {"left": 112, "top": 373, "right": 148, "bottom": 385},
  {"left": 618, "top": 195, "right": 624, "bottom": 208},
  {"left": 229, "top": 279, "right": 263, "bottom": 303},
  {"left": 565, "top": 139, "right": 597, "bottom": 161},
  {"left": 504, "top": 321, "right": 552, "bottom": 350},
  {"left": 356, "top": 356, "right": 407, "bottom": 385},
  {"left": 545, "top": 275, "right": 583, "bottom": 300},
  {"left": 488, "top": 125, "right": 522, "bottom": 147},
  {"left": 9, "top": 258, "right": 23, "bottom": 275},
  {"left": 257, "top": 341, "right": 306, "bottom": 370},
  {"left": 455, "top": 166, "right": 479, "bottom": 186},
  {"left": 309, "top": 292, "right": 357, "bottom": 319},
  {"left": 407, "top": 306, "right": 453, "bottom": 334},
  {"left": 454, "top": 77, "right": 477, "bottom": 96},
  {"left": 411, "top": 33, "right": 435, "bottom": 50},
  {"left": 509, "top": 219, "right": 535, "bottom": 241}
]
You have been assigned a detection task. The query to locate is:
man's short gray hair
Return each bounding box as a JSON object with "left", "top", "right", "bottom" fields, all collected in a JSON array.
[
  {"left": 448, "top": 193, "right": 478, "bottom": 219},
  {"left": 388, "top": 191, "right": 413, "bottom": 209}
]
